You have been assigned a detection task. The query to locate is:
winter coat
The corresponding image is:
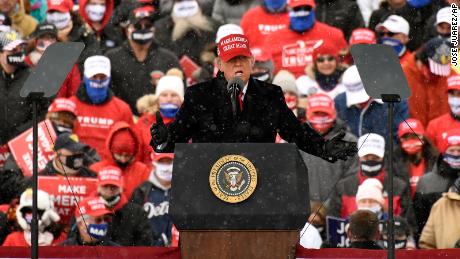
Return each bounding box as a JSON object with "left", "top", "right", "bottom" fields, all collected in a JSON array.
[
  {"left": 0, "top": 68, "right": 51, "bottom": 145},
  {"left": 419, "top": 191, "right": 460, "bottom": 249},
  {"left": 154, "top": 16, "right": 220, "bottom": 64},
  {"left": 240, "top": 6, "right": 289, "bottom": 48},
  {"left": 39, "top": 160, "right": 97, "bottom": 178},
  {"left": 301, "top": 119, "right": 359, "bottom": 202},
  {"left": 297, "top": 65, "right": 347, "bottom": 98},
  {"left": 105, "top": 41, "right": 180, "bottom": 114},
  {"left": 59, "top": 232, "right": 120, "bottom": 246},
  {"left": 334, "top": 94, "right": 409, "bottom": 144},
  {"left": 212, "top": 0, "right": 259, "bottom": 25},
  {"left": 71, "top": 84, "right": 134, "bottom": 155},
  {"left": 135, "top": 112, "right": 174, "bottom": 156},
  {"left": 426, "top": 113, "right": 460, "bottom": 152},
  {"left": 315, "top": 0, "right": 365, "bottom": 40},
  {"left": 10, "top": 0, "right": 37, "bottom": 37},
  {"left": 156, "top": 76, "right": 329, "bottom": 162},
  {"left": 402, "top": 56, "right": 450, "bottom": 127},
  {"left": 263, "top": 22, "right": 347, "bottom": 77},
  {"left": 368, "top": 1, "right": 435, "bottom": 51},
  {"left": 90, "top": 122, "right": 151, "bottom": 198}
]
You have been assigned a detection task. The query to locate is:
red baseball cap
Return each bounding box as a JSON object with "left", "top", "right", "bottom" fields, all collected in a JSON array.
[
  {"left": 75, "top": 196, "right": 113, "bottom": 217},
  {"left": 47, "top": 0, "right": 73, "bottom": 12},
  {"left": 349, "top": 28, "right": 377, "bottom": 45},
  {"left": 440, "top": 128, "right": 460, "bottom": 153},
  {"left": 288, "top": 0, "right": 316, "bottom": 8},
  {"left": 217, "top": 34, "right": 252, "bottom": 62},
  {"left": 312, "top": 40, "right": 338, "bottom": 61},
  {"left": 48, "top": 98, "right": 77, "bottom": 114},
  {"left": 447, "top": 75, "right": 460, "bottom": 91},
  {"left": 398, "top": 118, "right": 425, "bottom": 139},
  {"left": 152, "top": 152, "right": 174, "bottom": 162},
  {"left": 306, "top": 93, "right": 336, "bottom": 119},
  {"left": 97, "top": 166, "right": 124, "bottom": 188}
]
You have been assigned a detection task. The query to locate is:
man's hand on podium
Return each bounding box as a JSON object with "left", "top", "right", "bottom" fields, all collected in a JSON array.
[
  {"left": 323, "top": 132, "right": 358, "bottom": 163},
  {"left": 150, "top": 111, "right": 169, "bottom": 148}
]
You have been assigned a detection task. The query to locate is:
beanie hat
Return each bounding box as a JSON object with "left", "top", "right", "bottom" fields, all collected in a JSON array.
[
  {"left": 155, "top": 75, "right": 185, "bottom": 101},
  {"left": 356, "top": 178, "right": 384, "bottom": 206},
  {"left": 312, "top": 40, "right": 338, "bottom": 61},
  {"left": 440, "top": 128, "right": 460, "bottom": 153},
  {"left": 273, "top": 70, "right": 297, "bottom": 95},
  {"left": 110, "top": 129, "right": 136, "bottom": 155}
]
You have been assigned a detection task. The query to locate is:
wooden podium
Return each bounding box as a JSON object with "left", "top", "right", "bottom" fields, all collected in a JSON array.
[{"left": 170, "top": 144, "right": 310, "bottom": 259}]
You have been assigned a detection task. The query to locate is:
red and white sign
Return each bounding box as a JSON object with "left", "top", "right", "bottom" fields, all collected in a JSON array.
[
  {"left": 281, "top": 40, "right": 321, "bottom": 68},
  {"left": 38, "top": 176, "right": 97, "bottom": 224},
  {"left": 8, "top": 120, "right": 57, "bottom": 176},
  {"left": 0, "top": 145, "right": 10, "bottom": 168}
]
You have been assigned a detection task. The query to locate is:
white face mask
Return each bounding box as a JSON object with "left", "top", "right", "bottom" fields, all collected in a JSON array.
[
  {"left": 448, "top": 95, "right": 460, "bottom": 115},
  {"left": 172, "top": 0, "right": 200, "bottom": 18},
  {"left": 358, "top": 204, "right": 382, "bottom": 214},
  {"left": 85, "top": 4, "right": 106, "bottom": 22},
  {"left": 46, "top": 12, "right": 71, "bottom": 30},
  {"left": 154, "top": 162, "right": 173, "bottom": 181}
]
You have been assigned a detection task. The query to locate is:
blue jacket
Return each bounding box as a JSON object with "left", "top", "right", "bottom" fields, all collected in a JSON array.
[{"left": 334, "top": 93, "right": 409, "bottom": 144}]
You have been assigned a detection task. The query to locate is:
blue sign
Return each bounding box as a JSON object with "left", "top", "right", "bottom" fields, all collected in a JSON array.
[{"left": 326, "top": 216, "right": 350, "bottom": 248}]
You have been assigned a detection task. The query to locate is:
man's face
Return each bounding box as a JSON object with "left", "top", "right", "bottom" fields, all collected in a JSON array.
[
  {"left": 113, "top": 153, "right": 134, "bottom": 164},
  {"left": 446, "top": 146, "right": 460, "bottom": 156},
  {"left": 379, "top": 28, "right": 408, "bottom": 44},
  {"left": 315, "top": 54, "right": 337, "bottom": 75},
  {"left": 99, "top": 184, "right": 121, "bottom": 200},
  {"left": 90, "top": 73, "right": 107, "bottom": 81},
  {"left": 158, "top": 90, "right": 182, "bottom": 107},
  {"left": 357, "top": 198, "right": 380, "bottom": 208},
  {"left": 36, "top": 34, "right": 57, "bottom": 53},
  {"left": 437, "top": 22, "right": 451, "bottom": 36},
  {"left": 359, "top": 154, "right": 384, "bottom": 162},
  {"left": 218, "top": 56, "right": 254, "bottom": 85},
  {"left": 0, "top": 0, "right": 16, "bottom": 14}
]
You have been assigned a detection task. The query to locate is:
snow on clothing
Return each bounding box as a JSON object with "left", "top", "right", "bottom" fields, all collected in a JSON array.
[
  {"left": 71, "top": 84, "right": 134, "bottom": 156},
  {"left": 105, "top": 41, "right": 180, "bottom": 115},
  {"left": 263, "top": 22, "right": 347, "bottom": 78},
  {"left": 402, "top": 57, "right": 450, "bottom": 127},
  {"left": 419, "top": 191, "right": 460, "bottom": 249},
  {"left": 426, "top": 113, "right": 460, "bottom": 152},
  {"left": 334, "top": 94, "right": 409, "bottom": 144},
  {"left": 240, "top": 6, "right": 290, "bottom": 48},
  {"left": 212, "top": 0, "right": 259, "bottom": 25},
  {"left": 90, "top": 121, "right": 151, "bottom": 199}
]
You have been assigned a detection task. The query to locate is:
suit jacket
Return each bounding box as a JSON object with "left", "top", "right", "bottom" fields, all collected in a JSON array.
[{"left": 158, "top": 76, "right": 327, "bottom": 159}]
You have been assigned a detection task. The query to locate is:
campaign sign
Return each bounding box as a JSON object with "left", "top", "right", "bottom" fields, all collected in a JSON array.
[
  {"left": 0, "top": 144, "right": 10, "bottom": 168},
  {"left": 8, "top": 120, "right": 57, "bottom": 176},
  {"left": 326, "top": 216, "right": 350, "bottom": 248},
  {"left": 38, "top": 176, "right": 97, "bottom": 224}
]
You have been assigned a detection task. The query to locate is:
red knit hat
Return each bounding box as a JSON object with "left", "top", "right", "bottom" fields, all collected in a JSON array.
[
  {"left": 398, "top": 118, "right": 425, "bottom": 139},
  {"left": 110, "top": 130, "right": 136, "bottom": 155},
  {"left": 440, "top": 128, "right": 460, "bottom": 153},
  {"left": 306, "top": 93, "right": 336, "bottom": 119},
  {"left": 312, "top": 40, "right": 338, "bottom": 61}
]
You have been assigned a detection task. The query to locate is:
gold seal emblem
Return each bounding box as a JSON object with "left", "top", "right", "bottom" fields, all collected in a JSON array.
[{"left": 209, "top": 155, "right": 257, "bottom": 203}]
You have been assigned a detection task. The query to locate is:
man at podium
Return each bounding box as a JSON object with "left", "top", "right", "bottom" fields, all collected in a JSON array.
[{"left": 150, "top": 33, "right": 357, "bottom": 162}]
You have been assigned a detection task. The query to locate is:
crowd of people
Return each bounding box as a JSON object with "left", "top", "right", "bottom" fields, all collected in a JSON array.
[{"left": 0, "top": 0, "right": 458, "bottom": 250}]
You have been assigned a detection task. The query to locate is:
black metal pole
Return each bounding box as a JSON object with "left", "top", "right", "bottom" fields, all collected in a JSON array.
[
  {"left": 387, "top": 102, "right": 395, "bottom": 259},
  {"left": 31, "top": 98, "right": 39, "bottom": 259}
]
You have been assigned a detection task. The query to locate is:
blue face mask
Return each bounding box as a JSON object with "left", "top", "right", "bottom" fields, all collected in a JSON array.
[
  {"left": 444, "top": 153, "right": 460, "bottom": 169},
  {"left": 87, "top": 223, "right": 108, "bottom": 239},
  {"left": 289, "top": 10, "right": 315, "bottom": 32},
  {"left": 407, "top": 0, "right": 430, "bottom": 9},
  {"left": 380, "top": 37, "right": 406, "bottom": 57},
  {"left": 264, "top": 0, "right": 286, "bottom": 12},
  {"left": 84, "top": 76, "right": 111, "bottom": 104},
  {"left": 159, "top": 103, "right": 180, "bottom": 119}
]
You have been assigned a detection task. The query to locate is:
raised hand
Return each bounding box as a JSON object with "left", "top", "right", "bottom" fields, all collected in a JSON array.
[{"left": 150, "top": 111, "right": 169, "bottom": 147}]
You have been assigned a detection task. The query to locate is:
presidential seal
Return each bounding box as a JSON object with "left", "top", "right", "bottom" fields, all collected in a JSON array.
[{"left": 209, "top": 155, "right": 257, "bottom": 203}]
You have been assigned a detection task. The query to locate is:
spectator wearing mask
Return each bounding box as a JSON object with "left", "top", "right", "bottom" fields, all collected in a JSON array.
[
  {"left": 212, "top": 0, "right": 259, "bottom": 25},
  {"left": 329, "top": 133, "right": 412, "bottom": 220},
  {"left": 240, "top": 0, "right": 289, "bottom": 48},
  {"left": 376, "top": 15, "right": 413, "bottom": 67},
  {"left": 419, "top": 177, "right": 460, "bottom": 249},
  {"left": 71, "top": 55, "right": 133, "bottom": 155},
  {"left": 423, "top": 6, "right": 452, "bottom": 42},
  {"left": 90, "top": 122, "right": 151, "bottom": 198},
  {"left": 94, "top": 166, "right": 154, "bottom": 246},
  {"left": 106, "top": 6, "right": 180, "bottom": 115},
  {"left": 250, "top": 46, "right": 274, "bottom": 83},
  {"left": 396, "top": 118, "right": 438, "bottom": 198},
  {"left": 301, "top": 93, "right": 358, "bottom": 202},
  {"left": 0, "top": 0, "right": 37, "bottom": 37},
  {"left": 334, "top": 65, "right": 409, "bottom": 143},
  {"left": 272, "top": 70, "right": 306, "bottom": 124},
  {"left": 426, "top": 75, "right": 460, "bottom": 151},
  {"left": 403, "top": 37, "right": 452, "bottom": 126},
  {"left": 296, "top": 40, "right": 347, "bottom": 99},
  {"left": 136, "top": 94, "right": 158, "bottom": 118},
  {"left": 60, "top": 196, "right": 119, "bottom": 246},
  {"left": 414, "top": 128, "right": 460, "bottom": 239},
  {"left": 2, "top": 189, "right": 64, "bottom": 246},
  {"left": 154, "top": 0, "right": 220, "bottom": 65},
  {"left": 340, "top": 28, "right": 377, "bottom": 66},
  {"left": 346, "top": 209, "right": 382, "bottom": 249},
  {"left": 26, "top": 23, "right": 58, "bottom": 67},
  {"left": 39, "top": 133, "right": 98, "bottom": 177},
  {"left": 264, "top": 0, "right": 347, "bottom": 77},
  {"left": 131, "top": 153, "right": 175, "bottom": 246},
  {"left": 381, "top": 216, "right": 412, "bottom": 249},
  {"left": 355, "top": 178, "right": 386, "bottom": 219}
]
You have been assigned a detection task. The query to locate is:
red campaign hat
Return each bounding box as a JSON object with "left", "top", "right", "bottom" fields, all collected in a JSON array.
[
  {"left": 110, "top": 130, "right": 136, "bottom": 155},
  {"left": 152, "top": 152, "right": 174, "bottom": 162},
  {"left": 217, "top": 34, "right": 252, "bottom": 62},
  {"left": 349, "top": 28, "right": 377, "bottom": 45},
  {"left": 75, "top": 196, "right": 113, "bottom": 217},
  {"left": 47, "top": 98, "right": 77, "bottom": 114},
  {"left": 97, "top": 166, "right": 124, "bottom": 188},
  {"left": 288, "top": 0, "right": 316, "bottom": 8},
  {"left": 398, "top": 118, "right": 425, "bottom": 138},
  {"left": 47, "top": 0, "right": 73, "bottom": 12},
  {"left": 312, "top": 40, "right": 338, "bottom": 61},
  {"left": 251, "top": 47, "right": 272, "bottom": 62},
  {"left": 440, "top": 128, "right": 460, "bottom": 153},
  {"left": 447, "top": 74, "right": 460, "bottom": 91},
  {"left": 306, "top": 93, "right": 336, "bottom": 119}
]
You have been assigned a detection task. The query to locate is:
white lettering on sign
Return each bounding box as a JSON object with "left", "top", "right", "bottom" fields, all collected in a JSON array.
[
  {"left": 281, "top": 40, "right": 320, "bottom": 68},
  {"left": 57, "top": 184, "right": 87, "bottom": 194}
]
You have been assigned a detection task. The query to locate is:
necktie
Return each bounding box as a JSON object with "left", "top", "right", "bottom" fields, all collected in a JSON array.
[{"left": 239, "top": 92, "right": 244, "bottom": 111}]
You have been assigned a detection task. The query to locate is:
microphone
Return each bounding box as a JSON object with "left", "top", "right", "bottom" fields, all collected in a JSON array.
[{"left": 227, "top": 77, "right": 244, "bottom": 118}]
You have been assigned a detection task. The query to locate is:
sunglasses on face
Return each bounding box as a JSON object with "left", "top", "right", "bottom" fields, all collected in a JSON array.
[
  {"left": 378, "top": 31, "right": 396, "bottom": 38},
  {"left": 316, "top": 55, "right": 335, "bottom": 63}
]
